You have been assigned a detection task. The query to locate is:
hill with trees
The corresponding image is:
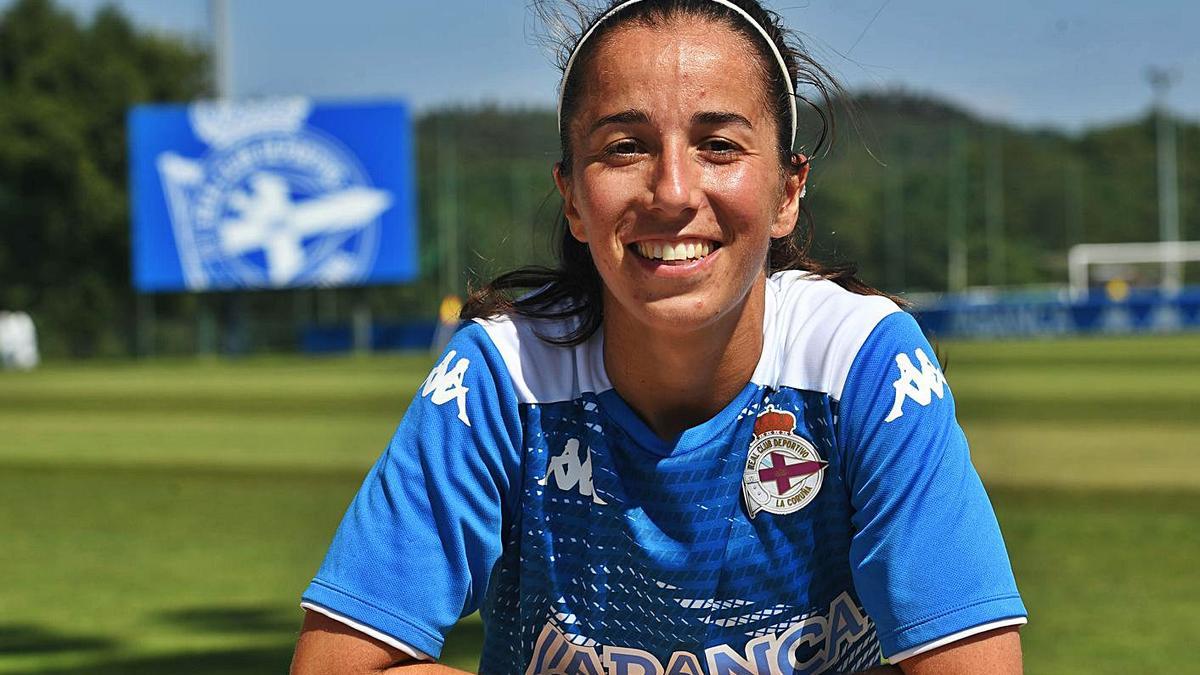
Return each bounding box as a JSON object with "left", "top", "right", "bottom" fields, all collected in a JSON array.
[{"left": 0, "top": 0, "right": 1195, "bottom": 357}]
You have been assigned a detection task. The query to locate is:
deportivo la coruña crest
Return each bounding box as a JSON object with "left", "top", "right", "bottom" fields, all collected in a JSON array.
[{"left": 742, "top": 405, "right": 828, "bottom": 518}]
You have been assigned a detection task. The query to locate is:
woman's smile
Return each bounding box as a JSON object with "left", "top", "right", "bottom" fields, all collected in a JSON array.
[
  {"left": 628, "top": 238, "right": 723, "bottom": 277},
  {"left": 631, "top": 239, "right": 718, "bottom": 263}
]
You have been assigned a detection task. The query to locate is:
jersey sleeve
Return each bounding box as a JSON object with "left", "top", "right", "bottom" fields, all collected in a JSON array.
[
  {"left": 301, "top": 322, "right": 523, "bottom": 658},
  {"left": 837, "top": 311, "right": 1027, "bottom": 661}
]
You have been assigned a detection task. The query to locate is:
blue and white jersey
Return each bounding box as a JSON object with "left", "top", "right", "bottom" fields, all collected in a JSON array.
[{"left": 302, "top": 271, "right": 1027, "bottom": 674}]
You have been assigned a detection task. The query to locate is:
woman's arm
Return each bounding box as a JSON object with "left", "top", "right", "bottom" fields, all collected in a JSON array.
[
  {"left": 295, "top": 325, "right": 524, "bottom": 672},
  {"left": 856, "top": 626, "right": 1023, "bottom": 674},
  {"left": 290, "top": 610, "right": 472, "bottom": 675},
  {"left": 897, "top": 626, "right": 1022, "bottom": 675},
  {"left": 290, "top": 611, "right": 1022, "bottom": 675},
  {"left": 836, "top": 312, "right": 1028, "bottom": 662}
]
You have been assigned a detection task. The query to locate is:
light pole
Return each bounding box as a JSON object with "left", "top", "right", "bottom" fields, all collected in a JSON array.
[
  {"left": 195, "top": 0, "right": 234, "bottom": 358},
  {"left": 1147, "top": 66, "right": 1182, "bottom": 293},
  {"left": 211, "top": 0, "right": 233, "bottom": 99},
  {"left": 985, "top": 126, "right": 1005, "bottom": 288},
  {"left": 437, "top": 117, "right": 461, "bottom": 299},
  {"left": 885, "top": 151, "right": 905, "bottom": 292},
  {"left": 947, "top": 124, "right": 968, "bottom": 293}
]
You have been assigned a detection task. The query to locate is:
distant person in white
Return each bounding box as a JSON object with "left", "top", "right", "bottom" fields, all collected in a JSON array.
[{"left": 0, "top": 311, "right": 39, "bottom": 370}]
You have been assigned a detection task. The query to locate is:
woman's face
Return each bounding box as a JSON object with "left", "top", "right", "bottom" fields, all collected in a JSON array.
[{"left": 555, "top": 18, "right": 806, "bottom": 336}]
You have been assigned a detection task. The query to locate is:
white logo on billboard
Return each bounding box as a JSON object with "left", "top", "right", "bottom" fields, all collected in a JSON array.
[{"left": 155, "top": 98, "right": 393, "bottom": 290}]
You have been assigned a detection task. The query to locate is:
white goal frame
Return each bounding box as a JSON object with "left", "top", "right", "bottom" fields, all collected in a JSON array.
[{"left": 1068, "top": 241, "right": 1200, "bottom": 299}]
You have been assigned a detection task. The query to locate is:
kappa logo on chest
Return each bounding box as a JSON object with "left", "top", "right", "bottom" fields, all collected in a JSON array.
[{"left": 538, "top": 438, "right": 608, "bottom": 505}]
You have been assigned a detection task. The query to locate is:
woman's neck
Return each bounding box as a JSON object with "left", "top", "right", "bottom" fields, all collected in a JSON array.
[{"left": 602, "top": 280, "right": 766, "bottom": 441}]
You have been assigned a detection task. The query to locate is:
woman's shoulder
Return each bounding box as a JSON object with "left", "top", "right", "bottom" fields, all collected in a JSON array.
[
  {"left": 758, "top": 271, "right": 905, "bottom": 400},
  {"left": 766, "top": 270, "right": 900, "bottom": 315},
  {"left": 467, "top": 313, "right": 608, "bottom": 406}
]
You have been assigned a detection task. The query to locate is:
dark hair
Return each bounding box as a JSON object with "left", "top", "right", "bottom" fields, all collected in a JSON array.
[{"left": 461, "top": 0, "right": 893, "bottom": 344}]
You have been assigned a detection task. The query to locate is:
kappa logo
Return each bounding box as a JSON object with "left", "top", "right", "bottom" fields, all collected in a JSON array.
[
  {"left": 742, "top": 406, "right": 827, "bottom": 518},
  {"left": 421, "top": 350, "right": 471, "bottom": 426},
  {"left": 884, "top": 348, "right": 947, "bottom": 423},
  {"left": 537, "top": 438, "right": 607, "bottom": 505}
]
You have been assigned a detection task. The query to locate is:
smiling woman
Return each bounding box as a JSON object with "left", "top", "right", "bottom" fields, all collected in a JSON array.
[{"left": 291, "top": 2, "right": 1027, "bottom": 674}]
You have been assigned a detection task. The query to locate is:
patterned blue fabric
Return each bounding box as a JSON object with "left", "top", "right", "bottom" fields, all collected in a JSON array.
[{"left": 302, "top": 276, "right": 1026, "bottom": 673}]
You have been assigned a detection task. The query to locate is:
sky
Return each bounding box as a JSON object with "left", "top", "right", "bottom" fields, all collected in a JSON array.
[{"left": 11, "top": 0, "right": 1200, "bottom": 132}]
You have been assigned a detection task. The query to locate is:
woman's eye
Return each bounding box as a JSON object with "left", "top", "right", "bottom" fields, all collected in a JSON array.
[
  {"left": 701, "top": 138, "right": 740, "bottom": 155},
  {"left": 604, "top": 139, "right": 643, "bottom": 157}
]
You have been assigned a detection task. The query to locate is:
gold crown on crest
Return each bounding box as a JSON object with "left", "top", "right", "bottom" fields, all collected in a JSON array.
[{"left": 753, "top": 406, "right": 797, "bottom": 437}]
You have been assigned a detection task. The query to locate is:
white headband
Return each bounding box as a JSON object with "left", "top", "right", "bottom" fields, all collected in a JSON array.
[{"left": 556, "top": 0, "right": 798, "bottom": 145}]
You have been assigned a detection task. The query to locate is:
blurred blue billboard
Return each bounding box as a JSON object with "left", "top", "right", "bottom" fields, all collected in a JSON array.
[
  {"left": 129, "top": 98, "right": 417, "bottom": 292},
  {"left": 912, "top": 288, "right": 1200, "bottom": 339}
]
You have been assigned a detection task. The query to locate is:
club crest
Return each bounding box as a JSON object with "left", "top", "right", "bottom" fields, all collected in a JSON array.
[
  {"left": 156, "top": 98, "right": 392, "bottom": 290},
  {"left": 743, "top": 406, "right": 827, "bottom": 518}
]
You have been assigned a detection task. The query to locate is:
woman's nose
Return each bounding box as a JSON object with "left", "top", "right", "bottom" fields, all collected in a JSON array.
[{"left": 648, "top": 142, "right": 700, "bottom": 217}]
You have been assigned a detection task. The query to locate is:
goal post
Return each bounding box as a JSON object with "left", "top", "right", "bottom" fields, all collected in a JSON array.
[{"left": 1068, "top": 241, "right": 1200, "bottom": 300}]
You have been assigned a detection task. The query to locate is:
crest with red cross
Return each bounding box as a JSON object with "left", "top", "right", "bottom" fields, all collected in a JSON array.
[{"left": 742, "top": 406, "right": 828, "bottom": 518}]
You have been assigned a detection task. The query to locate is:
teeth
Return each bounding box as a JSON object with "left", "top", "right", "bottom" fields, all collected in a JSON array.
[{"left": 635, "top": 239, "right": 716, "bottom": 261}]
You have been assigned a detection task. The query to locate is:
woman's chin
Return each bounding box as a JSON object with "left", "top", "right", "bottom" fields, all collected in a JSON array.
[
  {"left": 616, "top": 292, "right": 740, "bottom": 337},
  {"left": 601, "top": 263, "right": 766, "bottom": 339}
]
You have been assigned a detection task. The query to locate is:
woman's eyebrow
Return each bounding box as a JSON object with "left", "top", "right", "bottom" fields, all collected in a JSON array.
[
  {"left": 590, "top": 109, "right": 651, "bottom": 133},
  {"left": 692, "top": 111, "right": 753, "bottom": 129},
  {"left": 587, "top": 109, "right": 753, "bottom": 133}
]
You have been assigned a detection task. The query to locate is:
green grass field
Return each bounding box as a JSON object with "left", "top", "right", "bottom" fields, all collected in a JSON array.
[{"left": 2, "top": 335, "right": 1198, "bottom": 674}]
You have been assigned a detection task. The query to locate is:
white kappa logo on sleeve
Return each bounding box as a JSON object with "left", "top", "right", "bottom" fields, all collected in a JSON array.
[
  {"left": 884, "top": 348, "right": 947, "bottom": 423},
  {"left": 421, "top": 350, "right": 471, "bottom": 426}
]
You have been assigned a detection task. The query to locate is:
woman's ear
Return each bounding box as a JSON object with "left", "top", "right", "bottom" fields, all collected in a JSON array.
[
  {"left": 771, "top": 154, "right": 809, "bottom": 239},
  {"left": 554, "top": 163, "right": 588, "bottom": 243}
]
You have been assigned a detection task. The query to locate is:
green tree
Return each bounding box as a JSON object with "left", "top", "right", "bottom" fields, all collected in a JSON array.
[{"left": 0, "top": 0, "right": 209, "bottom": 356}]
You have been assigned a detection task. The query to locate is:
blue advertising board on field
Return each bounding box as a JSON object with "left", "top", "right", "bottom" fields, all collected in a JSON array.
[
  {"left": 129, "top": 98, "right": 417, "bottom": 292},
  {"left": 911, "top": 287, "right": 1200, "bottom": 339}
]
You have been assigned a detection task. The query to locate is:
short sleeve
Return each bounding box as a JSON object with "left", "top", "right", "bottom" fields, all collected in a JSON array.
[
  {"left": 301, "top": 322, "right": 523, "bottom": 658},
  {"left": 837, "top": 312, "right": 1027, "bottom": 660}
]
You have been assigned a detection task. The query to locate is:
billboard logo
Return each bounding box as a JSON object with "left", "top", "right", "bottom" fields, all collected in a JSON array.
[{"left": 151, "top": 98, "right": 393, "bottom": 290}]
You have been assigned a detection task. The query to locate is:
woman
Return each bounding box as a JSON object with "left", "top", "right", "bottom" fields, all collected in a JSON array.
[{"left": 292, "top": 1, "right": 1026, "bottom": 672}]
